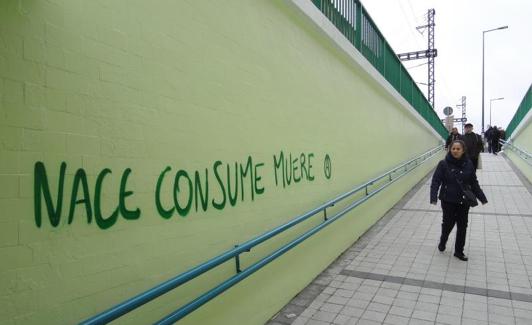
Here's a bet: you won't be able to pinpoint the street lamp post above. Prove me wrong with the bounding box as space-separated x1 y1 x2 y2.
489 97 504 126
482 25 508 135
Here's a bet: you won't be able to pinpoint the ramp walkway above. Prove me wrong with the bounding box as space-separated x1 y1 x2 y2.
268 153 532 325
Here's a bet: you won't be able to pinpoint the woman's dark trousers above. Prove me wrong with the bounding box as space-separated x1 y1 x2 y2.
440 201 470 255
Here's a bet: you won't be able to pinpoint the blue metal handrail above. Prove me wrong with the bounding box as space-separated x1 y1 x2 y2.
500 139 531 165
80 145 443 325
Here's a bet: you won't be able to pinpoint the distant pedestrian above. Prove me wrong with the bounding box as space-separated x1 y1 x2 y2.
485 125 494 153
497 127 506 152
462 123 483 169
499 128 506 141
430 140 488 261
490 125 500 155
445 127 462 150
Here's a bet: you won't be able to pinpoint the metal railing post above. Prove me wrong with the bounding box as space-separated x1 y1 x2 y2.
355 1 361 49
234 245 242 274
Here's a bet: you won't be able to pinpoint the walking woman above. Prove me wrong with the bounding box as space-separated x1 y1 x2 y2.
430 140 488 261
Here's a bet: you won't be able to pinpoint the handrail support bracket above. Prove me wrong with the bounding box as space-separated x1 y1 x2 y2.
234 245 251 274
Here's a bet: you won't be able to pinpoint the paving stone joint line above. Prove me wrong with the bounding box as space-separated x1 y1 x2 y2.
398 207 532 218
339 269 532 303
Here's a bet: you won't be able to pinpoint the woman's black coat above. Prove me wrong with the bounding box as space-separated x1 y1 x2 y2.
430 153 487 205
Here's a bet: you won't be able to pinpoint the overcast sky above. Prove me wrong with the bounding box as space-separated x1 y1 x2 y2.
361 0 531 133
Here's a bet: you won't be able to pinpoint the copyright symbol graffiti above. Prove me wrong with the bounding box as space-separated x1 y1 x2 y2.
324 154 332 179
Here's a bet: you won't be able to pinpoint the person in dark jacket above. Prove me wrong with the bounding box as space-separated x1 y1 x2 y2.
498 128 506 141
445 127 462 150
430 140 488 261
490 126 500 155
485 125 494 153
462 123 483 169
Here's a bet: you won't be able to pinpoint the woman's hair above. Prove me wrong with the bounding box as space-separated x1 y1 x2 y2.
449 139 466 152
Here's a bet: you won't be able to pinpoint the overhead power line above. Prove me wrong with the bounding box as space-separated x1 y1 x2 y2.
407 62 429 69
397 8 437 109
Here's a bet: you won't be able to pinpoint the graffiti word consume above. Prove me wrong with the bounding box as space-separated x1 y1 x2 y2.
155 156 265 219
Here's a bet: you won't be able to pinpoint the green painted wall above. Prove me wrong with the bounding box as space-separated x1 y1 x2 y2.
506 118 532 182
0 1 442 324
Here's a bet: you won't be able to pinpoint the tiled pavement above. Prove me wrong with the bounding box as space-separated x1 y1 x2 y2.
267 153 532 325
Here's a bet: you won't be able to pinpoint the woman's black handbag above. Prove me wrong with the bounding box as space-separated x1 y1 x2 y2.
444 161 478 207
460 184 478 207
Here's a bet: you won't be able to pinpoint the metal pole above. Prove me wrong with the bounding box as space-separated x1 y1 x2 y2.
462 96 466 134
481 26 508 135
489 97 504 126
482 32 485 135
428 9 435 109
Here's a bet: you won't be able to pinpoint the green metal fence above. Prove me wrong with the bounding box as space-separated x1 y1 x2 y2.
311 0 447 138
506 84 532 138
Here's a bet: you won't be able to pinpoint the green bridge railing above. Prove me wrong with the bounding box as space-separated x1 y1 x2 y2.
506 84 532 139
311 0 447 138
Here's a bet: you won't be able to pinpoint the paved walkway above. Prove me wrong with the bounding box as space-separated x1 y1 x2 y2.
267 153 532 325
